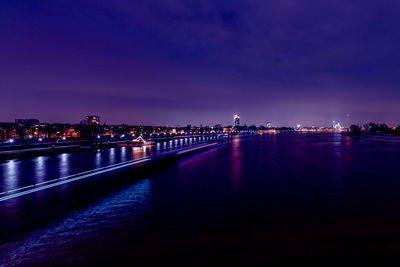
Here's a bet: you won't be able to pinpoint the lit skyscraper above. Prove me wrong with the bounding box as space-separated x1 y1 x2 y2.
233 113 240 127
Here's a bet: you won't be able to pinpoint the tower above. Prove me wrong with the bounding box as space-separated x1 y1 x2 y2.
233 113 240 127
346 114 350 131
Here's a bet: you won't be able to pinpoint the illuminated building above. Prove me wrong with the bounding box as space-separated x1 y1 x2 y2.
266 122 272 128
233 113 240 127
85 115 100 125
334 122 342 131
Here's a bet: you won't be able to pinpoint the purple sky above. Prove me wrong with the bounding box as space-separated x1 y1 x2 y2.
1 0 400 127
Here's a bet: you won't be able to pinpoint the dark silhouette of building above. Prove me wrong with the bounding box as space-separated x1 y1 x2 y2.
15 119 39 125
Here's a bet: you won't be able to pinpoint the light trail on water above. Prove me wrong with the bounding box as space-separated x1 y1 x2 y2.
0 157 151 202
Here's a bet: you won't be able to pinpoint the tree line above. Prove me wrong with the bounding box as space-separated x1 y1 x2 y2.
350 123 400 135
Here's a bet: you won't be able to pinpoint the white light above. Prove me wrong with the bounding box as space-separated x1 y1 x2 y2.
38 138 43 142
111 135 114 138
9 139 14 143
97 135 100 139
62 137 66 140
121 134 125 138
132 134 135 137
0 157 151 202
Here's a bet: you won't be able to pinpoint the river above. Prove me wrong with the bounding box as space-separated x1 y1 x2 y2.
1 133 400 265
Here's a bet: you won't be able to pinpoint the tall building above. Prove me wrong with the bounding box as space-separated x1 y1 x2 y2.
85 115 100 125
233 113 240 127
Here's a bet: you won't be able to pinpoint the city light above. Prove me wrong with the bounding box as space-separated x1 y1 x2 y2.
233 113 240 127
9 138 14 143
62 137 67 141
38 138 43 142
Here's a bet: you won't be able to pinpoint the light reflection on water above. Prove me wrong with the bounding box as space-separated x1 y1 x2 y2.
1 179 153 266
58 153 70 178
34 156 46 183
142 146 148 157
0 139 208 193
231 136 242 193
2 135 400 264
4 160 18 191
94 151 102 169
120 146 127 162
109 148 116 165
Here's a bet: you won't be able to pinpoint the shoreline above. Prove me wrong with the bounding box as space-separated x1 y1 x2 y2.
0 134 224 161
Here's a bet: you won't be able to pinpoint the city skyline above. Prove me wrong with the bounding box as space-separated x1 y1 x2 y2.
1 1 400 126
2 113 398 128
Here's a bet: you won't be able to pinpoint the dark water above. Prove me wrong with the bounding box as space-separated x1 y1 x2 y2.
2 134 400 265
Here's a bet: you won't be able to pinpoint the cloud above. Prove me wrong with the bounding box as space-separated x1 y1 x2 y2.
1 0 400 125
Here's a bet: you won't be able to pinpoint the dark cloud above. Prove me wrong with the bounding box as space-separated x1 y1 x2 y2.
1 0 400 126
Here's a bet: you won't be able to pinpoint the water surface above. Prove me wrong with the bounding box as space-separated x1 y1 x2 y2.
2 134 400 265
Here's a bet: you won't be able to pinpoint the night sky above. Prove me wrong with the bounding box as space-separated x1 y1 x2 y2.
1 1 400 127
